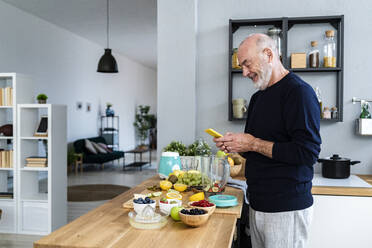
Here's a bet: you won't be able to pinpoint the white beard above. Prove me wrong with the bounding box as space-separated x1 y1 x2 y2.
253 62 272 91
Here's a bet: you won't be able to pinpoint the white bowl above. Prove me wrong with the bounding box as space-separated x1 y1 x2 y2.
133 201 156 215
159 199 182 215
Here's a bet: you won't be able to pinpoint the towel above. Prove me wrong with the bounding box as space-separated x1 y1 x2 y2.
227 176 249 204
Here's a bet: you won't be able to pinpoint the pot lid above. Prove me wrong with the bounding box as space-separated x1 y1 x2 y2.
324 154 350 162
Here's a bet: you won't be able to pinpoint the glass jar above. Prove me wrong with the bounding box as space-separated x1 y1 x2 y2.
309 41 320 68
331 107 338 119
267 27 282 61
323 30 336 67
232 48 241 69
323 107 331 119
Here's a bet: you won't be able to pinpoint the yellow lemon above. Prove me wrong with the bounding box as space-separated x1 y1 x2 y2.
160 180 173 191
189 192 204 202
178 170 185 178
166 192 182 200
173 170 181 178
227 157 234 167
174 183 187 192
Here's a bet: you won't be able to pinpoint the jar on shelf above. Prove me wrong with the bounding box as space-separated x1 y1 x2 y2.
232 48 241 69
267 27 282 61
323 30 336 67
323 107 331 119
309 41 320 68
331 107 338 119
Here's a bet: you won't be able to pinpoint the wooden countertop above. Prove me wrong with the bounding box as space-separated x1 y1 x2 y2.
235 175 372 197
34 176 243 248
312 175 372 197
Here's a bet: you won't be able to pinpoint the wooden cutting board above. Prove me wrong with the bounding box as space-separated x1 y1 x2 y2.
122 186 244 217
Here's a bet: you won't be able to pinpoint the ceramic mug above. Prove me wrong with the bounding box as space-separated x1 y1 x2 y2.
232 98 247 118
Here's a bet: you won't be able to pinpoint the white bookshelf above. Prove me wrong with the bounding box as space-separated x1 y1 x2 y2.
17 104 67 235
0 73 33 234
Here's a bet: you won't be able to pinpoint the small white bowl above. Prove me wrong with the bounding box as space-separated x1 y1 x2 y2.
133 201 156 215
159 199 182 215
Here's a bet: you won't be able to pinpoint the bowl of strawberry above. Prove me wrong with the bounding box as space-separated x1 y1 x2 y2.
188 200 216 215
159 198 182 216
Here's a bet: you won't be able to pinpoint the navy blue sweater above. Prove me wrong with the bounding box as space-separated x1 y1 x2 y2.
243 72 321 212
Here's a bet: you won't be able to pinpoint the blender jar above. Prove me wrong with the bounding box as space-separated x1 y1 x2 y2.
201 156 230 193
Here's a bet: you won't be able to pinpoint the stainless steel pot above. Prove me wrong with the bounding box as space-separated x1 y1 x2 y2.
317 154 360 179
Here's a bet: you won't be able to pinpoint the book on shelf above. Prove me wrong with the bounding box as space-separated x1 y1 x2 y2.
26 163 48 168
25 156 47 167
0 150 13 168
0 87 13 106
26 156 47 162
0 192 13 199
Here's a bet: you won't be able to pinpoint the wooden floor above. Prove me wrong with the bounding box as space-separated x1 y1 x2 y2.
1 151 157 248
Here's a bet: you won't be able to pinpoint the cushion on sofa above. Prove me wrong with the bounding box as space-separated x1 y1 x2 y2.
91 141 107 154
85 139 98 154
97 142 112 153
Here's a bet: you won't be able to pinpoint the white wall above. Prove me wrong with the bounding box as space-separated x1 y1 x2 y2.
173 0 372 174
195 0 372 174
0 1 157 150
157 0 197 159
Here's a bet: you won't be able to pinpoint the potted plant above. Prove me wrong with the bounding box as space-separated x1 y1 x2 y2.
163 141 188 156
105 102 115 117
133 105 155 150
186 139 211 171
163 139 211 171
37 94 48 104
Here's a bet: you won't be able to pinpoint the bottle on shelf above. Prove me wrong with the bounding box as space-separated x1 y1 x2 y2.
315 87 323 118
308 41 320 68
331 107 338 119
323 30 336 68
360 100 372 119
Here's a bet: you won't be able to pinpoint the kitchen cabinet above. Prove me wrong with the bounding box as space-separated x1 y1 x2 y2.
0 200 16 233
309 174 372 247
228 15 344 122
308 195 372 248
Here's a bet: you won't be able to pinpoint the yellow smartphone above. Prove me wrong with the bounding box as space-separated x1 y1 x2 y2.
205 128 223 138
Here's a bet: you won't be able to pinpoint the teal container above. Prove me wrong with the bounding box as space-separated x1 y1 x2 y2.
158 152 181 179
208 195 238 208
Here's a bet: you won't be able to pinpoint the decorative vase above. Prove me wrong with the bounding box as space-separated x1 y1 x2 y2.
38 99 46 104
106 106 115 117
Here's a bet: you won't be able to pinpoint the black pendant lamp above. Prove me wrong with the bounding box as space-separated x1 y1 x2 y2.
97 0 118 73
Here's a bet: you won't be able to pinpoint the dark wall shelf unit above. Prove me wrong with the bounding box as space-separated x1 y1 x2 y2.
100 116 119 150
228 15 344 122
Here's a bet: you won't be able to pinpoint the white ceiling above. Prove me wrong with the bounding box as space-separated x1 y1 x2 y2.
3 0 157 69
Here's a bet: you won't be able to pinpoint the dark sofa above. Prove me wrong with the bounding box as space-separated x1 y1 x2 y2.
73 137 124 168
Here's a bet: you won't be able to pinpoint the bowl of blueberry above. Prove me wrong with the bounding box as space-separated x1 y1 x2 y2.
133 197 156 215
179 208 210 227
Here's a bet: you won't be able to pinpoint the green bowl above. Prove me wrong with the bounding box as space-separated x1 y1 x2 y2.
208 195 238 208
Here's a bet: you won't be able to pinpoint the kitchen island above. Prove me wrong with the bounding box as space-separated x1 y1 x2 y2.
34 176 244 248
34 174 372 248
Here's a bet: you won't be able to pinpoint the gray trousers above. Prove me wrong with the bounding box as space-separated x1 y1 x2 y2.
249 206 313 248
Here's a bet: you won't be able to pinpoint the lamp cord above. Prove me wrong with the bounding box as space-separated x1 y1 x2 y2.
107 0 109 48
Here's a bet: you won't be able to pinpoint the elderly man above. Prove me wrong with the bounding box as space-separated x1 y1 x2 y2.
214 34 321 248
